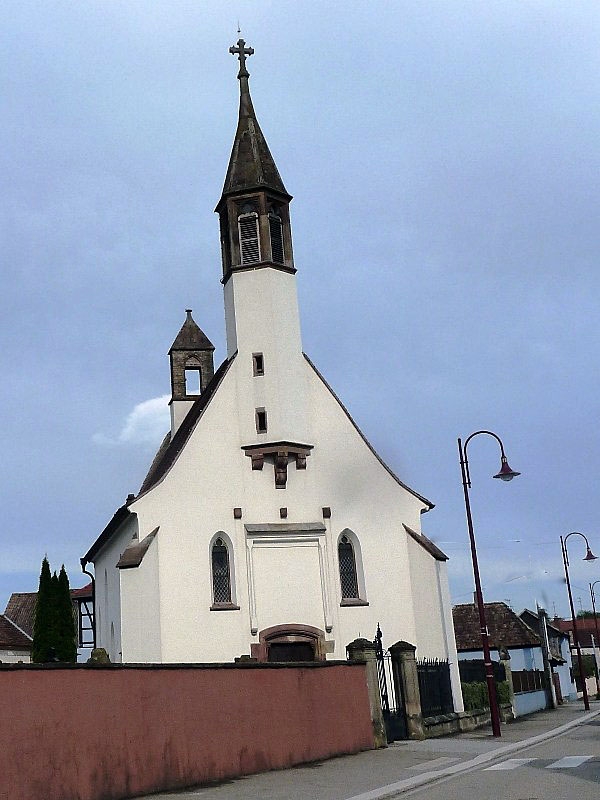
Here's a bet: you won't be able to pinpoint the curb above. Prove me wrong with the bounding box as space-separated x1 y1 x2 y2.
345 707 600 800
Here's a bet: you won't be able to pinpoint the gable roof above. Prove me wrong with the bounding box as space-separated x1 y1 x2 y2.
4 593 36 638
0 613 32 649
4 586 92 638
453 602 541 651
303 353 434 510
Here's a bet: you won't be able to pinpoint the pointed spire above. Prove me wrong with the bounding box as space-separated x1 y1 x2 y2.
169 310 214 353
222 39 290 199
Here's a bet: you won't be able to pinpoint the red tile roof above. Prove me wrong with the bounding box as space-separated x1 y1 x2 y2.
453 602 540 651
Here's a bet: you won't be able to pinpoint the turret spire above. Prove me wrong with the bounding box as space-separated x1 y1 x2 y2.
221 40 289 198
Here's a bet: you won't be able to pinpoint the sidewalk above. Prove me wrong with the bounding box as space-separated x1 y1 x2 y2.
140 701 600 800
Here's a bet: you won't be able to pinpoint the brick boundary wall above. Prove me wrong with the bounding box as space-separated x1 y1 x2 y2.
0 661 373 800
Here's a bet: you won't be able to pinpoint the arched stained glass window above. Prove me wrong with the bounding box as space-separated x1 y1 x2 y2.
338 535 359 599
211 538 232 604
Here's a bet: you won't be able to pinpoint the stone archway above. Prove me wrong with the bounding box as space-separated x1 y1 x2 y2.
251 624 327 662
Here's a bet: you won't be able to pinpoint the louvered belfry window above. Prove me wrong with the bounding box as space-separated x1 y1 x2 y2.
269 212 284 263
338 535 359 599
238 212 260 264
212 538 232 604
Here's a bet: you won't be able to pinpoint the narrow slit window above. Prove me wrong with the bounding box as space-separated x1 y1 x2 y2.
185 368 202 395
211 538 232 604
269 213 284 263
255 408 267 434
338 535 359 599
238 213 260 264
253 353 264 376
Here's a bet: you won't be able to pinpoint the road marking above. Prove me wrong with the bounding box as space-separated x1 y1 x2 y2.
407 757 461 771
546 755 593 769
485 758 536 771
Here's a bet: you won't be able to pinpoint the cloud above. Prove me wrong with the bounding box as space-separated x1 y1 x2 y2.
93 395 170 447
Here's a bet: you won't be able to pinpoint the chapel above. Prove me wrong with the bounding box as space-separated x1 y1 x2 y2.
83 41 461 708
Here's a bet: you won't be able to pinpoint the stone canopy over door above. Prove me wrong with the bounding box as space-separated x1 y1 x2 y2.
252 623 326 662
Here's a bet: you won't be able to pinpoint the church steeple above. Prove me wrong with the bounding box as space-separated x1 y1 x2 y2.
168 310 215 434
216 39 295 284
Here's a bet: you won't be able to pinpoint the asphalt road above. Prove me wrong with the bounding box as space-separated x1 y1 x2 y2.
400 715 600 800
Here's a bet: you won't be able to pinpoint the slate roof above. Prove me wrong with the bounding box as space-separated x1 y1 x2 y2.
169 310 214 353
453 602 541 651
403 525 448 561
220 61 289 200
0 614 32 650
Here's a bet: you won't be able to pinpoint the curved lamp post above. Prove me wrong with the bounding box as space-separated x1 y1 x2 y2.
560 532 597 710
589 580 600 696
458 430 520 738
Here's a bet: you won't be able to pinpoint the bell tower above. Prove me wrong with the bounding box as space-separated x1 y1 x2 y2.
215 39 309 454
215 39 295 288
169 309 214 434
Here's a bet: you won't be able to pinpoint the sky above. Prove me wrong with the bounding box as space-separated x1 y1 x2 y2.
2 1 600 622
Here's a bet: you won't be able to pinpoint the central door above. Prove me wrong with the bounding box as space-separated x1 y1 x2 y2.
267 641 315 662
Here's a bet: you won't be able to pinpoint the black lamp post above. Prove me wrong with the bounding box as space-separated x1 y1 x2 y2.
458 430 520 738
589 580 600 696
560 532 597 711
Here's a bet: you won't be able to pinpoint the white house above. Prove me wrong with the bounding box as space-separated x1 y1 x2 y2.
82 40 463 711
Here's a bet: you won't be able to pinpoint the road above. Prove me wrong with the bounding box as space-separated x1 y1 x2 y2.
397 715 599 800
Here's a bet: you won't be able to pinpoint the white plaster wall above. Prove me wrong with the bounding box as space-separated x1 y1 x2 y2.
120 533 162 662
92 513 138 663
122 352 458 671
406 537 464 711
0 649 30 663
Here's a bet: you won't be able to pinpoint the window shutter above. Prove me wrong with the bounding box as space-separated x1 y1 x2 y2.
238 214 260 264
269 214 284 263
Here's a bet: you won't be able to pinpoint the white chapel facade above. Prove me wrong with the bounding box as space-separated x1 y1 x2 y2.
83 41 462 709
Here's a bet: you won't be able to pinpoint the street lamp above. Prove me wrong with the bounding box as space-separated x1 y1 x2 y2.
560 532 597 711
589 580 600 696
458 430 520 738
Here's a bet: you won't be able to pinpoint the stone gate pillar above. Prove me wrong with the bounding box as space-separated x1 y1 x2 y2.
347 638 387 748
389 640 424 740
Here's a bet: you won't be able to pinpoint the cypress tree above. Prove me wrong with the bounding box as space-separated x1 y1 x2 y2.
56 565 77 662
32 557 55 662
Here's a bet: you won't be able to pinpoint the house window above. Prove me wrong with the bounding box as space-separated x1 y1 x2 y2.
238 211 260 264
255 408 267 434
185 367 201 395
211 538 232 604
252 353 264 376
268 211 284 263
338 535 359 599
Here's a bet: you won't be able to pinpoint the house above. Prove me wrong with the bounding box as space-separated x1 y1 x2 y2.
553 616 600 694
519 608 575 703
81 40 463 713
3 583 94 661
0 614 32 662
453 602 553 716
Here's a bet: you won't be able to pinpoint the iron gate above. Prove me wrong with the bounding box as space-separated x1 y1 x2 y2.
374 625 408 742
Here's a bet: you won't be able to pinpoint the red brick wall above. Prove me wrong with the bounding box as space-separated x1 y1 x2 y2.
0 662 373 800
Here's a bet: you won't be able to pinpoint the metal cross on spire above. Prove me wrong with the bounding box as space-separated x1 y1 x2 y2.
229 38 254 79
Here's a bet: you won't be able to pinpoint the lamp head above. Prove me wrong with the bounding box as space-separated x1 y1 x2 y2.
584 547 598 562
493 456 521 482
